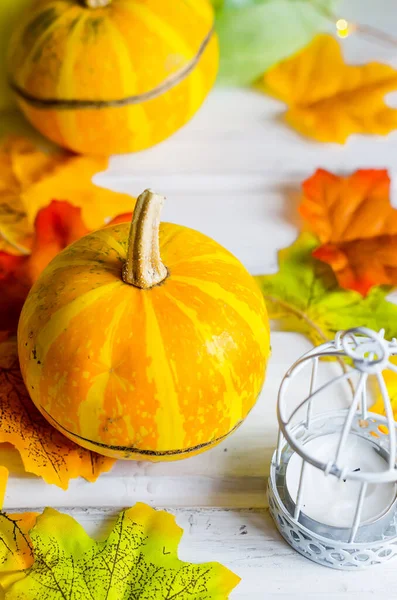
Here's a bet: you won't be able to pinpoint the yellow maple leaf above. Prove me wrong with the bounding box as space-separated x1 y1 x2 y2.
0 511 37 595
0 137 134 254
261 34 397 143
371 357 397 421
5 504 240 599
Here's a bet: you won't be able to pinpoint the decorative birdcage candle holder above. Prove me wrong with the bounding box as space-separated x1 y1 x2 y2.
268 327 397 570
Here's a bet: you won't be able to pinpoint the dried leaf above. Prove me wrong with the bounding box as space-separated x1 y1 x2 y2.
0 468 8 511
0 137 134 255
22 153 134 231
300 168 397 296
5 503 240 600
261 34 397 143
0 335 115 490
0 201 88 331
0 201 133 331
0 511 37 592
0 253 29 333
25 200 90 281
255 233 397 346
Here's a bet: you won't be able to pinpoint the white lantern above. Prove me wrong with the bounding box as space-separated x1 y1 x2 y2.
268 327 397 569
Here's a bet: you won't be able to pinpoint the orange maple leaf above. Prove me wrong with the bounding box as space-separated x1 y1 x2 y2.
261 34 397 143
0 202 132 331
0 334 115 489
300 168 397 296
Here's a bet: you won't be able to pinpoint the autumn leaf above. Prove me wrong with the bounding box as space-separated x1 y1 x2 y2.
0 201 88 331
13 200 90 283
0 201 133 331
0 468 8 511
0 511 37 593
0 143 32 255
0 335 115 490
5 503 240 600
261 34 397 143
0 136 134 255
255 233 397 346
300 168 397 296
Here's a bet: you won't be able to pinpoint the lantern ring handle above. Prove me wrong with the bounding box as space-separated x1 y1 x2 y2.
339 327 390 374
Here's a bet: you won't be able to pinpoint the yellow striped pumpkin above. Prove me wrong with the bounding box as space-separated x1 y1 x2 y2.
7 0 218 155
18 191 270 460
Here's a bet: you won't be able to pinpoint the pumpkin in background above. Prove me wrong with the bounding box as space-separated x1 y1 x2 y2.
0 0 32 111
7 0 218 155
18 190 270 460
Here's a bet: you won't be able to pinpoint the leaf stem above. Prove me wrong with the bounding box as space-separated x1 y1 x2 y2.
263 294 328 342
263 294 355 395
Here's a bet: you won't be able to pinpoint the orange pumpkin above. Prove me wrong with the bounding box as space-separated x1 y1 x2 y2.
18 191 270 460
7 0 218 155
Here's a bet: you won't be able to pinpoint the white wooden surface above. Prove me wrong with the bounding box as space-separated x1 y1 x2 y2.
7 4 397 595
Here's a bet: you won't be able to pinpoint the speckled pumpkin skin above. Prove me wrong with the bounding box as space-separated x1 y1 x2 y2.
18 222 270 460
8 0 218 155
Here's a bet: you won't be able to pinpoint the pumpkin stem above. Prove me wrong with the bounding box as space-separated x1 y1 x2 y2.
122 189 168 289
82 0 112 8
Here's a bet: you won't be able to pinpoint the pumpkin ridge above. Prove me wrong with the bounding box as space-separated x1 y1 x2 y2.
40 405 243 456
142 292 185 451
77 297 130 440
40 258 123 276
119 1 204 120
16 5 78 86
104 18 150 140
56 9 89 142
33 281 123 363
169 253 242 269
118 0 209 57
181 0 213 20
171 275 270 343
162 290 243 430
9 26 215 110
87 228 127 258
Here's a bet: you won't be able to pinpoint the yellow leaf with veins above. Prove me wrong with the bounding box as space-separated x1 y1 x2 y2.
5 504 240 599
0 137 134 255
0 511 37 594
261 34 397 143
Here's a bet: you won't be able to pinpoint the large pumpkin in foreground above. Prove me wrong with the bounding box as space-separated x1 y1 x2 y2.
18 191 270 460
7 0 218 155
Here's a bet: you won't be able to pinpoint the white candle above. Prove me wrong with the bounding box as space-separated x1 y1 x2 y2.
286 433 396 528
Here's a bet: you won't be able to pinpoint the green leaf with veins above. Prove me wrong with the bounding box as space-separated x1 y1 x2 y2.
5 503 240 600
255 233 397 346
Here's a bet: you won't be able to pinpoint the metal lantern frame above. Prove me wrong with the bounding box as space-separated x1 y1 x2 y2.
268 327 397 570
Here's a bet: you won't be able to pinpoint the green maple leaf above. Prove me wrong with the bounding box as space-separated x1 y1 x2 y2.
255 233 397 346
4 503 240 600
